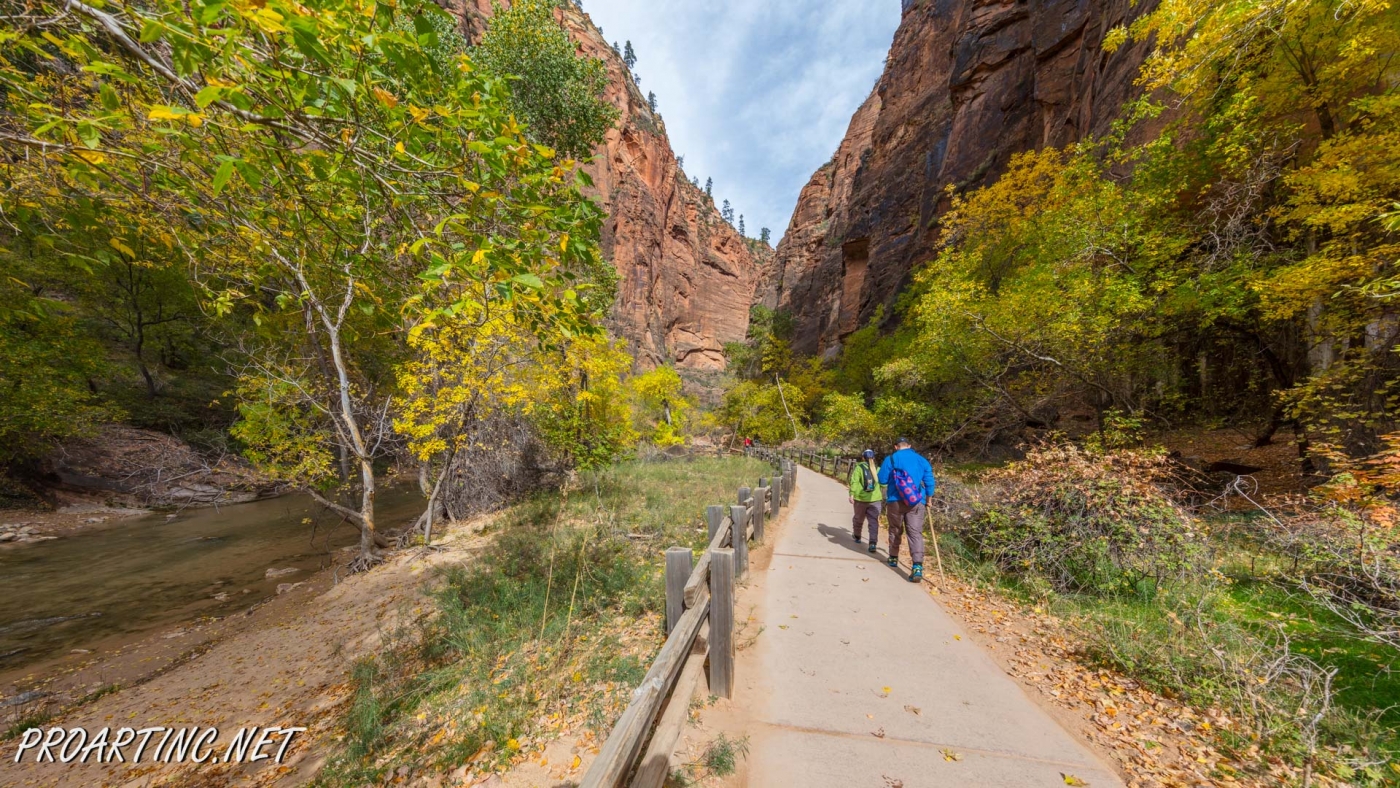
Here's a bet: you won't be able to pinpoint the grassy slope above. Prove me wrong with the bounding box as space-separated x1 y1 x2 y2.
317 454 774 786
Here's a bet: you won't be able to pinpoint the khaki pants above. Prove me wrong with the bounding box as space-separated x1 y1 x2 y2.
886 500 927 565
852 500 882 541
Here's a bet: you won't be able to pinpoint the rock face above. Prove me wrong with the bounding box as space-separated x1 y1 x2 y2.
762 0 1156 357
455 2 771 370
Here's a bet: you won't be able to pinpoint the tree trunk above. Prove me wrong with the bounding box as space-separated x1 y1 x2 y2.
357 456 378 562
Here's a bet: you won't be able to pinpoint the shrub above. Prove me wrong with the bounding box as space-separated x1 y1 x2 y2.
961 444 1201 595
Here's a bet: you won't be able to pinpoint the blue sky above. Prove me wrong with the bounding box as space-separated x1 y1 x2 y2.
579 1 902 244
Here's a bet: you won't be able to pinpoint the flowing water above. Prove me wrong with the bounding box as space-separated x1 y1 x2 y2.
0 487 424 674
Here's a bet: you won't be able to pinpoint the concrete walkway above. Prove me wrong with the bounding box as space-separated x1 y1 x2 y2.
727 465 1124 787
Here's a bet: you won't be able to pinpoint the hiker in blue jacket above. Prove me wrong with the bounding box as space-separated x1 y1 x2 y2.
878 437 936 582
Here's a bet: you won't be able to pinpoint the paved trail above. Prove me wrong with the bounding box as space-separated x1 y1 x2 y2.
724 465 1124 787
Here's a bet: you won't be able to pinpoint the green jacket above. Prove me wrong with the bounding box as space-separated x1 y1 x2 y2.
848 460 884 503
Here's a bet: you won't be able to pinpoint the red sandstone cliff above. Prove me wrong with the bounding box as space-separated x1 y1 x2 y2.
763 0 1155 357
455 2 771 370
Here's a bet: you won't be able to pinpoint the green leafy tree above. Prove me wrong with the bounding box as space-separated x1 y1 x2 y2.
1 0 611 567
0 260 112 467
473 0 620 159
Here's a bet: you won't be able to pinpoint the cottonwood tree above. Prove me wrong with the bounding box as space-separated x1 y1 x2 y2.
1 0 612 569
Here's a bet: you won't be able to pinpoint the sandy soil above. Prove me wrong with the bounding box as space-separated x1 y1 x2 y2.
0 519 495 788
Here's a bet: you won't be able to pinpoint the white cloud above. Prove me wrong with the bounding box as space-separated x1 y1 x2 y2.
578 0 900 243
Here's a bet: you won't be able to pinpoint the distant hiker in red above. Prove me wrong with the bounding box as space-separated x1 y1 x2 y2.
848 449 884 550
878 437 936 583
744 436 753 449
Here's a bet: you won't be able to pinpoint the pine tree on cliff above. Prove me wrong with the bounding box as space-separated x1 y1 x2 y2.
623 41 637 69
760 227 772 244
721 200 734 224
705 178 713 199
613 41 620 56
739 215 746 237
647 91 657 112
692 176 700 187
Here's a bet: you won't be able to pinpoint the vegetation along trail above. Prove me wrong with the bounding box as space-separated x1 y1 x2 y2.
687 464 1124 788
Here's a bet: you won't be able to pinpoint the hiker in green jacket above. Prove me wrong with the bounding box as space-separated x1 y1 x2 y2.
849 449 884 553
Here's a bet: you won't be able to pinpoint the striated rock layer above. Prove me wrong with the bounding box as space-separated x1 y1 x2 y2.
762 0 1155 357
455 2 771 370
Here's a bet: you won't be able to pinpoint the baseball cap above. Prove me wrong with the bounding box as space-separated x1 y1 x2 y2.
895 436 911 446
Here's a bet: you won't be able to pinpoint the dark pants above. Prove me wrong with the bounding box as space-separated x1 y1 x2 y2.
886 500 927 564
852 500 882 541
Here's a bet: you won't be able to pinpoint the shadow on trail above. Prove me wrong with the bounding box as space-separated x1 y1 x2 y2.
815 522 885 560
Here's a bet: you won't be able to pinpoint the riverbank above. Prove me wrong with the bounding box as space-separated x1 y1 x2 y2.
0 513 495 788
1 455 778 788
0 499 150 544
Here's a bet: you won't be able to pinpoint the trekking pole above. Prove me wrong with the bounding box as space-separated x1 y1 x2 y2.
929 522 946 582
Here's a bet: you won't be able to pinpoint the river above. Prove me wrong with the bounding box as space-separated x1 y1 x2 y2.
0 487 424 675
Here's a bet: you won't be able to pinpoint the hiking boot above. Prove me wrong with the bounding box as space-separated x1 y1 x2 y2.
867 544 878 553
853 535 862 543
909 564 924 583
887 557 898 568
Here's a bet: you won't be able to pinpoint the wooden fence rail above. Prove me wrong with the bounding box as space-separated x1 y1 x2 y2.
580 448 796 788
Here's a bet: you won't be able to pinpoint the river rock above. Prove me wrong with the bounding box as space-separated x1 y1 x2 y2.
0 533 15 542
265 567 299 579
276 582 304 595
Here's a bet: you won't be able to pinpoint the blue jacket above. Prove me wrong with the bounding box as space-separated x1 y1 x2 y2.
878 448 936 505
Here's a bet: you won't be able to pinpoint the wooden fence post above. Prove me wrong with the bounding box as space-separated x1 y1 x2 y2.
753 487 767 542
772 476 783 516
730 505 749 580
710 548 735 699
665 548 692 635
738 486 751 506
706 505 724 544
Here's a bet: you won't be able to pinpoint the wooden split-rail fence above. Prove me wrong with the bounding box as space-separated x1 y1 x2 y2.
580 449 797 788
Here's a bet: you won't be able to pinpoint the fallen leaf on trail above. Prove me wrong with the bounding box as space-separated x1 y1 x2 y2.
883 777 904 788
872 727 886 738
778 625 788 630
954 635 962 641
1062 774 1089 786
881 685 892 696
941 748 963 762
866 713 874 719
862 578 870 582
904 705 922 716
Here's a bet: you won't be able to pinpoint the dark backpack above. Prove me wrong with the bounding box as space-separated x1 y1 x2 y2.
857 461 876 493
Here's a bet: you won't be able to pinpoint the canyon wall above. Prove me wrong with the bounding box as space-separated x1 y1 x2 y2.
456 2 770 371
762 0 1156 357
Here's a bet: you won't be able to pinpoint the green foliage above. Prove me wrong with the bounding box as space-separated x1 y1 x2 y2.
960 445 1202 596
473 0 619 159
0 0 617 532
0 267 112 466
